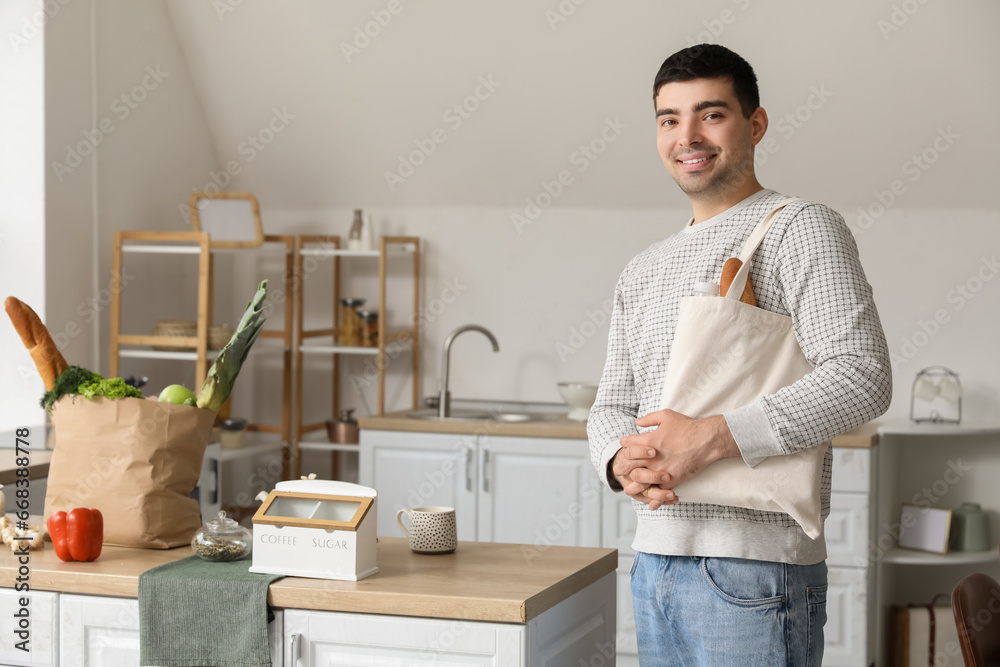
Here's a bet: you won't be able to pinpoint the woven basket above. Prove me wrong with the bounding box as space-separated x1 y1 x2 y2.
150 321 233 351
151 320 197 351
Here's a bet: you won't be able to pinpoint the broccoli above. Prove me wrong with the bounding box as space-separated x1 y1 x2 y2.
41 365 101 411
40 365 143 410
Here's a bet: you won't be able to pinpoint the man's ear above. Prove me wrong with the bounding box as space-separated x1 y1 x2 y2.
749 107 768 146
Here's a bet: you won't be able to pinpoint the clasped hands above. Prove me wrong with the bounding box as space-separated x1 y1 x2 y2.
612 409 740 510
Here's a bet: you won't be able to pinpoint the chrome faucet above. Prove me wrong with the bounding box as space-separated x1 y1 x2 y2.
438 324 500 418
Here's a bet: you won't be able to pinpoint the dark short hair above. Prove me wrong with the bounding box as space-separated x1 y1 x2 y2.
652 44 759 119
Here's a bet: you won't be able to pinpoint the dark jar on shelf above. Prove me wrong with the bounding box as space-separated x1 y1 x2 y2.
358 309 379 347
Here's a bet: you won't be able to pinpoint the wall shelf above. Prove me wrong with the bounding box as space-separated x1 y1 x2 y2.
117 349 221 362
873 426 1000 664
881 547 999 565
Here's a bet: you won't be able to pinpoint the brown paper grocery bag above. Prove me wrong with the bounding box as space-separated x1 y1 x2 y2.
44 395 215 548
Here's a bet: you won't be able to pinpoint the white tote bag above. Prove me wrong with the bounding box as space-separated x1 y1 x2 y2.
658 198 829 539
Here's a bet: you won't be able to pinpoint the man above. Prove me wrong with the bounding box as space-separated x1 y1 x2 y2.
587 44 891 666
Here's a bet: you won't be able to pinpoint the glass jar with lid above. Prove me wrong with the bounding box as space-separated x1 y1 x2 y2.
338 297 365 346
191 511 252 562
358 309 379 347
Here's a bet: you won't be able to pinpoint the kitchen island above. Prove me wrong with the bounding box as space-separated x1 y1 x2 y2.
0 536 617 665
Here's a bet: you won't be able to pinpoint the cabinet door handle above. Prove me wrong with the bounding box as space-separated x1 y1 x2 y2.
482 449 490 493
464 449 473 492
290 632 302 665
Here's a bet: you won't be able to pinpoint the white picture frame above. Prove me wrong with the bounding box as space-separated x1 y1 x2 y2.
898 504 952 555
189 191 264 248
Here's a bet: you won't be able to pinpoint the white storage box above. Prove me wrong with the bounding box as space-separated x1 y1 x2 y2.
249 479 379 581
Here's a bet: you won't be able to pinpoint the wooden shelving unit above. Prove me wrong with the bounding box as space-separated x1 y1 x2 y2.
293 235 420 478
108 230 296 477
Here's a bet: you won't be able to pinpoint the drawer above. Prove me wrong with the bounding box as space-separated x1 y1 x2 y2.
60 594 140 667
831 447 872 493
825 492 871 568
0 588 59 666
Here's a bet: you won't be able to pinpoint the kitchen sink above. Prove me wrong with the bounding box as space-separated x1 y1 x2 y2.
405 408 561 423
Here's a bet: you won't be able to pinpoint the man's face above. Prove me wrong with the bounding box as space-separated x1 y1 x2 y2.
654 77 765 201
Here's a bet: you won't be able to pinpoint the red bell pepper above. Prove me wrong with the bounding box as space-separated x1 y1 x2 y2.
46 508 103 562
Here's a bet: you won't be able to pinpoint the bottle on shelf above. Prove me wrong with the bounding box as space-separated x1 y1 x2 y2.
348 209 364 250
361 213 375 251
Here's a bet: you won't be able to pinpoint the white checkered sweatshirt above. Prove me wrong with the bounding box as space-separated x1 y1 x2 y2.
588 189 892 564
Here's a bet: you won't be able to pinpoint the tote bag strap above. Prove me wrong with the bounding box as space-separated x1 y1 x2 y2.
725 197 802 301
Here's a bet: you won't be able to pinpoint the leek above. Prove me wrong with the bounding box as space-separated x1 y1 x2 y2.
196 279 268 412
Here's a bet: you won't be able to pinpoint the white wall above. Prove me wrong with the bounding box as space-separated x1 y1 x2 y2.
0 0 47 432
45 0 97 382
16 1 1000 430
166 0 1000 423
163 0 997 211
89 0 226 390
40 0 225 400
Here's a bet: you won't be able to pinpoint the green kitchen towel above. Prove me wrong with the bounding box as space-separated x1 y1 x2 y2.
138 555 283 667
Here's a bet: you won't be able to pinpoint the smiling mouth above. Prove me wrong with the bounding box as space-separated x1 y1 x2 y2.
680 156 711 164
675 153 717 170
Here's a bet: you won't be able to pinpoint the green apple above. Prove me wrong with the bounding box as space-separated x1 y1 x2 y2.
159 384 197 405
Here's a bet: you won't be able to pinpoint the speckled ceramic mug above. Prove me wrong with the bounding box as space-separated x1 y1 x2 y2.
396 506 457 554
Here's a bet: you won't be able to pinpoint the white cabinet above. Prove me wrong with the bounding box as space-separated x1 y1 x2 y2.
359 430 600 547
59 594 141 667
823 566 871 667
284 608 524 665
283 572 616 667
57 593 282 667
478 435 601 548
825 492 871 568
361 430 477 540
0 589 58 666
824 446 877 667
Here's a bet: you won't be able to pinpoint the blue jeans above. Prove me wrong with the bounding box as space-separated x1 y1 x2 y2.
630 552 828 666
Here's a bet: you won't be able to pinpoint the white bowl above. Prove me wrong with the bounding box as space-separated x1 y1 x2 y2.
557 382 599 421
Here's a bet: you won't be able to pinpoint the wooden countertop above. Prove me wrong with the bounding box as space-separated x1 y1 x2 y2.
0 537 617 624
360 411 879 448
0 449 52 484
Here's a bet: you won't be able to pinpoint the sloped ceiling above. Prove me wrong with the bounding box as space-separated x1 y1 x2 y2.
164 0 999 211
